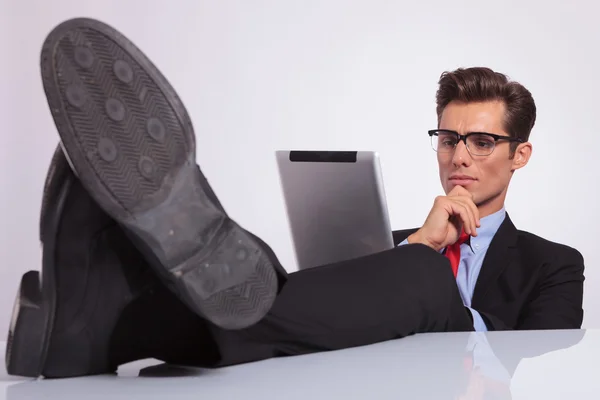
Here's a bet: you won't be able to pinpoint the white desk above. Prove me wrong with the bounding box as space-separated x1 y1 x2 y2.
1 329 598 399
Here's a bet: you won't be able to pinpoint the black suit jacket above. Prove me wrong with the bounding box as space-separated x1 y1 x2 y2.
392 213 585 331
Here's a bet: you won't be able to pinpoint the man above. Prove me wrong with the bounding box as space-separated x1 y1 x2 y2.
395 69 585 331
6 17 584 379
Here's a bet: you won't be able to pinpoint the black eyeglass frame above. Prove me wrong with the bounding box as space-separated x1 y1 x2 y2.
428 129 524 155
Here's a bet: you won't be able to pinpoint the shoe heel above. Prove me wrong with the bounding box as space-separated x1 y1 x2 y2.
6 271 49 378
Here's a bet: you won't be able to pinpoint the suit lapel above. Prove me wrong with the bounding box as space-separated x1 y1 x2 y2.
472 213 519 305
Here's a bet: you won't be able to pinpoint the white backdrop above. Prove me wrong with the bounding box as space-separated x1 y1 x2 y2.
1 0 598 339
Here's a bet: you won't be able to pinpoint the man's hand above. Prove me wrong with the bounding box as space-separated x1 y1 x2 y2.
407 185 480 252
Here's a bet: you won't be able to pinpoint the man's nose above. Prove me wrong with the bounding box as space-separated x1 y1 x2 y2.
452 140 471 166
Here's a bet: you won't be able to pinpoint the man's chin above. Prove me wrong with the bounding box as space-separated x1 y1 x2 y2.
445 182 476 194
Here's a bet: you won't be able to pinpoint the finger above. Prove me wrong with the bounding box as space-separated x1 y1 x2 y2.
456 195 481 229
446 197 476 235
450 186 476 206
448 185 466 197
449 188 480 228
469 198 481 228
453 202 476 237
447 200 476 236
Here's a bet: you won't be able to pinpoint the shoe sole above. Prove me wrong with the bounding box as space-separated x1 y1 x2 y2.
40 17 277 330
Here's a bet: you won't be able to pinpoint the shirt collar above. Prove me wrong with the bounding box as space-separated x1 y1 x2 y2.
467 206 506 254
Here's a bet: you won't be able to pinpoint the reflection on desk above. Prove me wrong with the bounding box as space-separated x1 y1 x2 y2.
0 329 595 400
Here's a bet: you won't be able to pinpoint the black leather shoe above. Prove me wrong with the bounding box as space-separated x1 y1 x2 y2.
40 17 279 330
6 147 157 378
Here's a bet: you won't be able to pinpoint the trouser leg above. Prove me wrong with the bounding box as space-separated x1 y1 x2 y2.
110 243 472 368
209 243 473 367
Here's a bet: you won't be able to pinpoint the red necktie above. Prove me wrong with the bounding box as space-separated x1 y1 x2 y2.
444 230 469 277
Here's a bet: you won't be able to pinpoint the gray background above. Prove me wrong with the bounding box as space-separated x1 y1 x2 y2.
1 0 598 337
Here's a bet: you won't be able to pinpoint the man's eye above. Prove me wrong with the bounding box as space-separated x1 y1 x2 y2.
475 140 493 148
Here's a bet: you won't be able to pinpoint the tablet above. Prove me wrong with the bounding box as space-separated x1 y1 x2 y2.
276 150 394 270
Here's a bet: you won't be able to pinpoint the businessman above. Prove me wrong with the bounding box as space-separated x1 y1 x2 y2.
6 18 584 379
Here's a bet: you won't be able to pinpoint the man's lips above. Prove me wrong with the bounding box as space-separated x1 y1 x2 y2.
449 175 477 185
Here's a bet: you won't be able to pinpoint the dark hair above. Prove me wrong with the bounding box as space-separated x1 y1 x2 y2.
436 67 536 154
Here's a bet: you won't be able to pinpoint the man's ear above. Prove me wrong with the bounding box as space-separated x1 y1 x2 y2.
511 142 532 171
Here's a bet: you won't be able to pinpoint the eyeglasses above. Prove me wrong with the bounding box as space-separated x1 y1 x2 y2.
428 129 523 156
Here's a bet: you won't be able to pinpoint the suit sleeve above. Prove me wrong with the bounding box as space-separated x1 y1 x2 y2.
478 247 585 331
399 238 487 331
515 248 585 330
